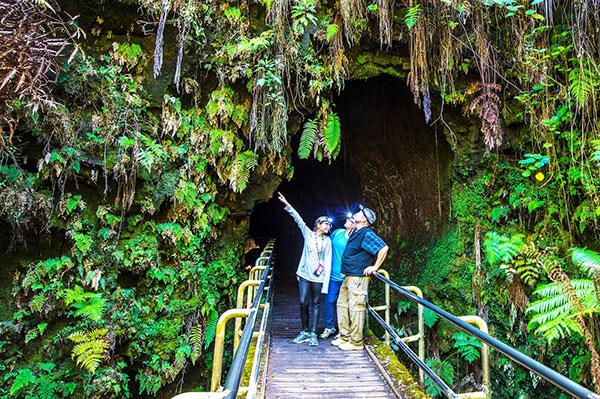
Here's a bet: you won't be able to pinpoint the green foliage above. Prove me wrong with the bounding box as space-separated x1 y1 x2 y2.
326 24 339 41
63 286 107 322
297 108 342 162
324 112 342 159
404 4 421 30
569 65 597 108
298 119 318 159
291 0 317 33
204 306 219 349
526 280 598 343
570 247 600 278
424 357 454 397
483 231 525 268
452 331 482 363
69 329 109 373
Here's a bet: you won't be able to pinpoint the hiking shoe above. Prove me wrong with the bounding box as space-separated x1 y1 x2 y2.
338 341 364 351
331 336 346 346
308 333 318 347
292 330 311 344
319 327 337 339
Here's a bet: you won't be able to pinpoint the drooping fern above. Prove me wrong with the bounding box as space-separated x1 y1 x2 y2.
189 325 203 364
68 328 109 373
324 112 341 159
298 118 318 159
229 150 258 193
526 280 598 343
569 65 596 108
204 307 219 349
326 23 339 41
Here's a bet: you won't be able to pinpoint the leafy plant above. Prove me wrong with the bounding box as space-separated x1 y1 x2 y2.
404 4 421 30
526 280 597 342
452 331 482 363
68 328 109 373
424 357 455 397
483 231 525 268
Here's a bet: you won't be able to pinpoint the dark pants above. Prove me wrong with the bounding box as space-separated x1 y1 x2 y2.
298 277 323 333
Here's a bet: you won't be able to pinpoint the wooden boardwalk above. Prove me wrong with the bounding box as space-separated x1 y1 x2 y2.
264 277 398 399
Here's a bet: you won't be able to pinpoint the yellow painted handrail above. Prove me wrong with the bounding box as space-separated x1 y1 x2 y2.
234 280 261 350
211 308 252 392
456 315 490 399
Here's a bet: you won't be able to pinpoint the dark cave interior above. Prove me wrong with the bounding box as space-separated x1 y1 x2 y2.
249 74 453 275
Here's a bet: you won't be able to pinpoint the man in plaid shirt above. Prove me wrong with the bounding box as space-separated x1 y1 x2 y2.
333 206 389 351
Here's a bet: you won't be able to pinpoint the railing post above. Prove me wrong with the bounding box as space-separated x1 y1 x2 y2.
456 316 490 399
211 309 251 392
403 286 425 385
234 280 261 351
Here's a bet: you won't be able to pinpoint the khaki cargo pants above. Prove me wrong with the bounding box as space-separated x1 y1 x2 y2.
337 275 370 346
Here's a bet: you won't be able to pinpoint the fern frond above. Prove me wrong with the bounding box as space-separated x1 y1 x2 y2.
190 325 203 364
69 329 108 373
404 4 421 30
570 247 600 278
526 280 597 343
483 231 525 267
569 66 596 107
298 119 318 159
230 151 258 193
204 307 219 349
324 112 341 159
326 23 339 41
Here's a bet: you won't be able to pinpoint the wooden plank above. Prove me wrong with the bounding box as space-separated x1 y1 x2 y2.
263 276 403 399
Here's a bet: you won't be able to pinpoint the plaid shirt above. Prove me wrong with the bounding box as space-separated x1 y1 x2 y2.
341 227 387 276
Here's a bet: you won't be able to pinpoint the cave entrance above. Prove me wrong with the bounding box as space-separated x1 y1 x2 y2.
249 74 452 275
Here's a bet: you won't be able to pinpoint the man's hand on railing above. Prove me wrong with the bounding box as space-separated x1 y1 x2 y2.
363 266 379 276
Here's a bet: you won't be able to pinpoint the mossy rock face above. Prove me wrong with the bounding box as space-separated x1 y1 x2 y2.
346 48 411 81
365 330 431 399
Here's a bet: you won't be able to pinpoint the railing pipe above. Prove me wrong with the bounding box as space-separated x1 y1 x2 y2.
369 305 458 399
220 251 273 398
373 272 600 399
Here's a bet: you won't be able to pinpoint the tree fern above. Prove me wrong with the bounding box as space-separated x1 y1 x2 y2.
69 329 109 373
204 307 219 349
526 280 598 343
298 118 318 159
570 247 600 277
324 112 342 159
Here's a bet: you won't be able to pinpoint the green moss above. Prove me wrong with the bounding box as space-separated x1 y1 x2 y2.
365 330 431 399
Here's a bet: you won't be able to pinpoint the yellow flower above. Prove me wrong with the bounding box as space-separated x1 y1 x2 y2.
535 172 544 181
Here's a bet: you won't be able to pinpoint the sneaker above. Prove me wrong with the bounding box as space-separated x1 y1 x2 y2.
331 336 346 346
338 341 364 351
308 333 318 347
319 327 337 339
292 330 311 344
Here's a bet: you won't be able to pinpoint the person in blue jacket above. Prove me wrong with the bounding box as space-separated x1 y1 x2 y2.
320 215 355 339
278 192 332 347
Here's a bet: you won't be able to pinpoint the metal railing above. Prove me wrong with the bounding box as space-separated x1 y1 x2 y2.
172 240 275 399
368 271 600 399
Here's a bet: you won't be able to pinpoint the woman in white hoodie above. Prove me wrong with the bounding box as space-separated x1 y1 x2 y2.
278 192 332 347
